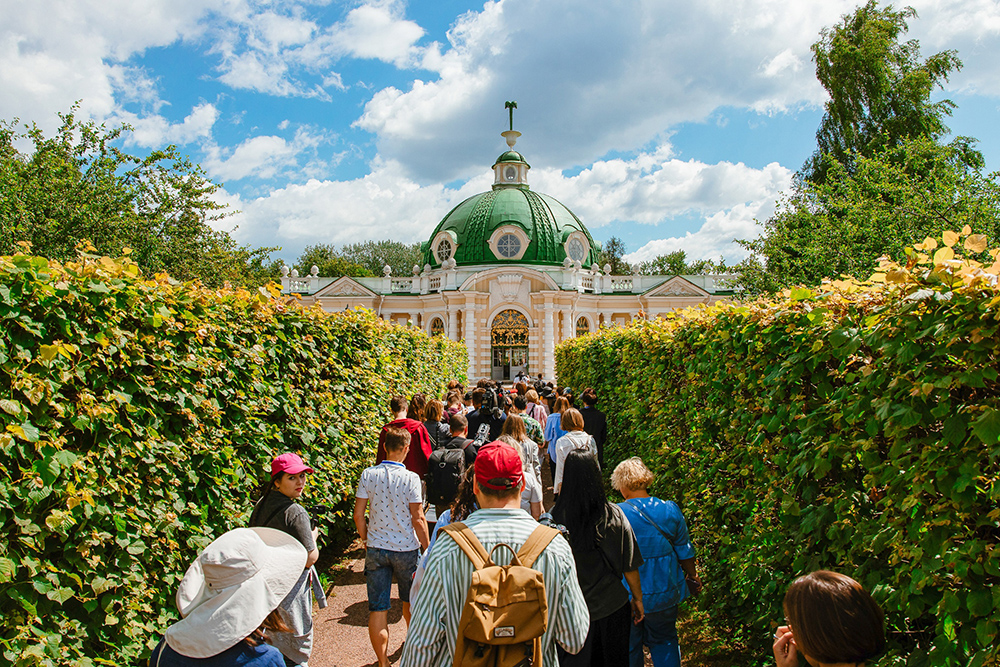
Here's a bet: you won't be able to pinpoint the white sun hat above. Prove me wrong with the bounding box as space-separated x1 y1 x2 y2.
165 527 307 658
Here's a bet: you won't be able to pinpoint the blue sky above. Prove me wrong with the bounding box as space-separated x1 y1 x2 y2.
3 0 999 268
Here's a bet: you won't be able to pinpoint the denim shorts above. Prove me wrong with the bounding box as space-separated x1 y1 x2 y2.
365 547 420 612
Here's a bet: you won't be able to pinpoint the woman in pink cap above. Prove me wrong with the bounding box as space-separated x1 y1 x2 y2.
249 453 319 666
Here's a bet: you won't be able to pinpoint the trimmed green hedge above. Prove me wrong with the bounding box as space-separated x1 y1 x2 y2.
557 231 1000 667
0 251 466 666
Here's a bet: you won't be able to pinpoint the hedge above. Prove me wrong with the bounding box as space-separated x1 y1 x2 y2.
0 249 467 666
556 229 1000 667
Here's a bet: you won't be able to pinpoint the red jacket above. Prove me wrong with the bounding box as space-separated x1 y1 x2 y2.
376 418 433 478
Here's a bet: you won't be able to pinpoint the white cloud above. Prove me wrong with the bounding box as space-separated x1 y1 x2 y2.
624 201 779 266
223 158 492 259
326 3 426 67
201 126 333 182
121 102 219 147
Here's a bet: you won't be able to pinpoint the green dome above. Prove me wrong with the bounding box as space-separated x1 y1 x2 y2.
422 187 600 268
494 150 529 166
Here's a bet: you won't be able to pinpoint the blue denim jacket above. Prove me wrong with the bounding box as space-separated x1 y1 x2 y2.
619 497 696 613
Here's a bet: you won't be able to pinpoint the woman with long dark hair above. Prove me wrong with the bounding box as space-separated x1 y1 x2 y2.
248 454 320 666
552 450 644 667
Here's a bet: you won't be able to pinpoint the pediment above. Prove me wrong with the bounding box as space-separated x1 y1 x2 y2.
313 277 378 298
644 276 709 298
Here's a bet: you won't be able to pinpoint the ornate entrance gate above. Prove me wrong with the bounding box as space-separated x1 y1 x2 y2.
491 309 528 382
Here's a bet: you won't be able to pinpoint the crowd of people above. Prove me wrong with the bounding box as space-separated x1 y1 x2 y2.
149 378 887 667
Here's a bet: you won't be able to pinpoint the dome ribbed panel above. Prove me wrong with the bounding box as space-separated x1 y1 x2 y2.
460 189 499 264
523 190 558 262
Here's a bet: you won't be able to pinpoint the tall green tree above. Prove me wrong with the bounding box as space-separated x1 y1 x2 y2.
737 136 1000 293
337 240 422 276
802 0 964 184
634 249 728 275
597 236 631 275
0 109 277 287
293 243 372 277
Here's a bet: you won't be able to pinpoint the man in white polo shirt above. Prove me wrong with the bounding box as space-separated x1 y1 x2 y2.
354 426 430 667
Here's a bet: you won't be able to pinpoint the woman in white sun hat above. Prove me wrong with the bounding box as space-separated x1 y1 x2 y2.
149 527 307 666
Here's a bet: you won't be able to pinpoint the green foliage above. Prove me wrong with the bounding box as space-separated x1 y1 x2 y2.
803 0 965 184
738 136 1000 294
597 236 631 275
633 249 728 276
330 240 423 276
293 243 373 278
0 251 466 665
0 108 277 288
558 230 1000 667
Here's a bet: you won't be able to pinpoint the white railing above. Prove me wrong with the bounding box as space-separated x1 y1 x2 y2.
611 278 633 291
288 279 310 292
391 279 414 292
429 276 442 291
580 275 594 290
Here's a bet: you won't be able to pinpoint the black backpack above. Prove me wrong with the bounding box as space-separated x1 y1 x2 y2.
426 443 468 506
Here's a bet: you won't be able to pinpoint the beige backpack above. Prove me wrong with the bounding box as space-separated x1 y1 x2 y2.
441 523 560 667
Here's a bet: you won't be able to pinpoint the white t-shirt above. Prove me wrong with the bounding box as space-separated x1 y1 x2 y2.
554 431 597 494
520 472 543 514
356 460 422 552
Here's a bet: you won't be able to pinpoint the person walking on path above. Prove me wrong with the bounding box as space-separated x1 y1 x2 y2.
553 408 597 496
613 457 702 667
525 388 548 423
544 396 570 482
400 441 591 667
579 388 608 467
422 398 451 450
501 413 542 486
248 453 320 666
376 396 433 479
552 450 644 667
149 527 307 667
354 426 430 667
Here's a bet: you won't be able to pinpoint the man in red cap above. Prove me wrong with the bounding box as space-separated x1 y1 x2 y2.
376 395 433 478
401 441 590 667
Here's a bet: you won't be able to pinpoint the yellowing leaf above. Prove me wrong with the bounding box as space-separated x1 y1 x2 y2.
962 224 972 235
965 234 988 253
923 237 938 250
934 247 955 263
869 273 887 283
886 269 910 284
39 345 60 362
943 230 959 247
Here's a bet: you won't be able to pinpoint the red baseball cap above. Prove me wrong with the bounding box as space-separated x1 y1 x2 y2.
475 441 523 490
271 453 314 477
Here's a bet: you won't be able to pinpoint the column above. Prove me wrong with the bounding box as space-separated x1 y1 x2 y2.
602 311 613 328
465 295 477 380
448 307 459 342
558 309 567 344
543 301 555 380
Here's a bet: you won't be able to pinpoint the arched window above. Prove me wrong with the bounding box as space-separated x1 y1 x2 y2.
430 317 445 336
576 316 590 337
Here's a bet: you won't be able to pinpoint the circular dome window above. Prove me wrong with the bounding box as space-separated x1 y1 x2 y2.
567 238 586 262
497 233 521 259
436 239 453 263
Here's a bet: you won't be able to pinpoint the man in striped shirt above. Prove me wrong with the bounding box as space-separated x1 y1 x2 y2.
401 441 590 667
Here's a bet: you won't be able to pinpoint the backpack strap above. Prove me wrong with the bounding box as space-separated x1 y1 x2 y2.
441 523 491 570
515 525 560 569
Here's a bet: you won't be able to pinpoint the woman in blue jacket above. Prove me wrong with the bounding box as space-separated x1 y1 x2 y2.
612 457 703 667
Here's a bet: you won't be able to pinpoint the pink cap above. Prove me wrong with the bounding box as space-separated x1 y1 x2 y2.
270 453 314 477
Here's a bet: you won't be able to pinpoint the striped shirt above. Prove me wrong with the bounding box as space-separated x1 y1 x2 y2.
400 508 590 667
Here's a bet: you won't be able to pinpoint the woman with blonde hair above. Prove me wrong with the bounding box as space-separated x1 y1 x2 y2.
612 457 701 667
773 571 885 667
553 408 597 495
501 414 542 484
544 395 570 479
498 434 543 519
